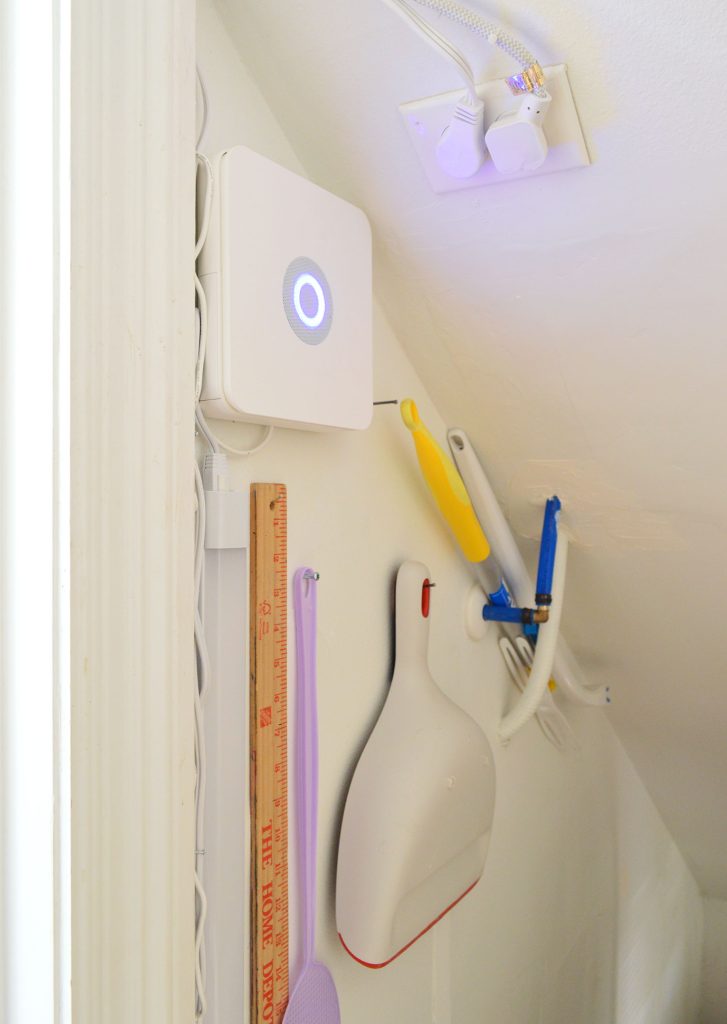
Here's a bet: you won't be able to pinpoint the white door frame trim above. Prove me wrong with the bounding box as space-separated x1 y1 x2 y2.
1 1 59 1019
70 0 196 1019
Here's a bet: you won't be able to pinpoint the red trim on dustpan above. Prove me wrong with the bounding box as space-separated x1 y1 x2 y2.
421 579 431 618
338 878 480 969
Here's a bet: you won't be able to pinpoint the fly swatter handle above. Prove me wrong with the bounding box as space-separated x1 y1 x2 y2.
293 568 319 965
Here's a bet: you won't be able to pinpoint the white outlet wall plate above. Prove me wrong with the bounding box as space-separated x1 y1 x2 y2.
400 64 589 194
198 145 373 431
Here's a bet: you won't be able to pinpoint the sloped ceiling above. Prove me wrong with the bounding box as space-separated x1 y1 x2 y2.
218 0 727 895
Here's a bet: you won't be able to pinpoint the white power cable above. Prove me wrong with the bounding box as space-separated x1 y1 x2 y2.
412 0 548 97
196 67 209 149
193 93 276 1021
195 154 213 261
196 403 274 458
382 0 477 102
195 154 214 402
194 151 275 449
195 403 219 453
193 420 271 1024
194 460 210 1022
194 280 208 405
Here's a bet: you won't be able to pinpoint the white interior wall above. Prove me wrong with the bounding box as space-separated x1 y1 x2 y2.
700 899 727 1024
198 3 703 1020
216 0 727 905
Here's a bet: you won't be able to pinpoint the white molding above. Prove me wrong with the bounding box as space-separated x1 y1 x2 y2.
1 1 57 1020
70 0 196 1020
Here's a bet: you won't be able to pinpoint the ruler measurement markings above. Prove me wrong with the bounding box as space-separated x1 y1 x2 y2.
250 483 289 1024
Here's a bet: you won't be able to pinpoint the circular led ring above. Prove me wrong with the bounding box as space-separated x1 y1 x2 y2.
282 257 333 346
293 273 326 328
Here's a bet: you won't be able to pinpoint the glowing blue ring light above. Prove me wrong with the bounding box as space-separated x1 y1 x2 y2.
282 257 333 345
293 273 326 328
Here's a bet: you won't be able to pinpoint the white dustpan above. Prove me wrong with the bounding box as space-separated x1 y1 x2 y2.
336 561 496 968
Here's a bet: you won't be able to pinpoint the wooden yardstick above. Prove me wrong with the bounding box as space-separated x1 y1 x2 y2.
249 483 289 1024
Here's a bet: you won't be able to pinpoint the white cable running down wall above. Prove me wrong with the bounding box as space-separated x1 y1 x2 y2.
193 92 276 1019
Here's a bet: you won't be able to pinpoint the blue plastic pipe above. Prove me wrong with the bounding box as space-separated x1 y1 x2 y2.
483 605 538 624
535 497 561 605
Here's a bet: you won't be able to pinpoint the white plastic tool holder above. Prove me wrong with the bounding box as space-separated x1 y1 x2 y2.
497 524 568 744
478 497 563 744
448 428 611 710
498 636 578 753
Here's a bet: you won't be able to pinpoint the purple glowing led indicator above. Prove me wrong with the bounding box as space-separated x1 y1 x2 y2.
283 257 333 345
293 272 326 328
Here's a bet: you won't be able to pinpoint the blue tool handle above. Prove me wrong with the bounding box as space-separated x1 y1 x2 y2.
535 497 561 604
488 581 512 607
483 605 546 625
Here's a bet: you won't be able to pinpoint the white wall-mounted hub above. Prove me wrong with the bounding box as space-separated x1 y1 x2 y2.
198 145 373 431
400 65 589 194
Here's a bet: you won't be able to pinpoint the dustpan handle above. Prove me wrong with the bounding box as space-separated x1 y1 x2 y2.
293 568 319 966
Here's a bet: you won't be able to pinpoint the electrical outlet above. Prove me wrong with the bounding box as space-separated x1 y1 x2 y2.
400 64 589 194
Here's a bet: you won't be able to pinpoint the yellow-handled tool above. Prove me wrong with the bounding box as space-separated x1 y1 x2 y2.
401 399 489 562
402 400 559 696
400 399 513 602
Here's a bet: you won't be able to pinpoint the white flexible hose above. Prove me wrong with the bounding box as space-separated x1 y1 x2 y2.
498 531 568 743
448 428 611 707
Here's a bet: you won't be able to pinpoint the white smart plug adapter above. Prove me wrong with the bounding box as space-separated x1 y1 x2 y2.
435 98 486 179
484 91 552 175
